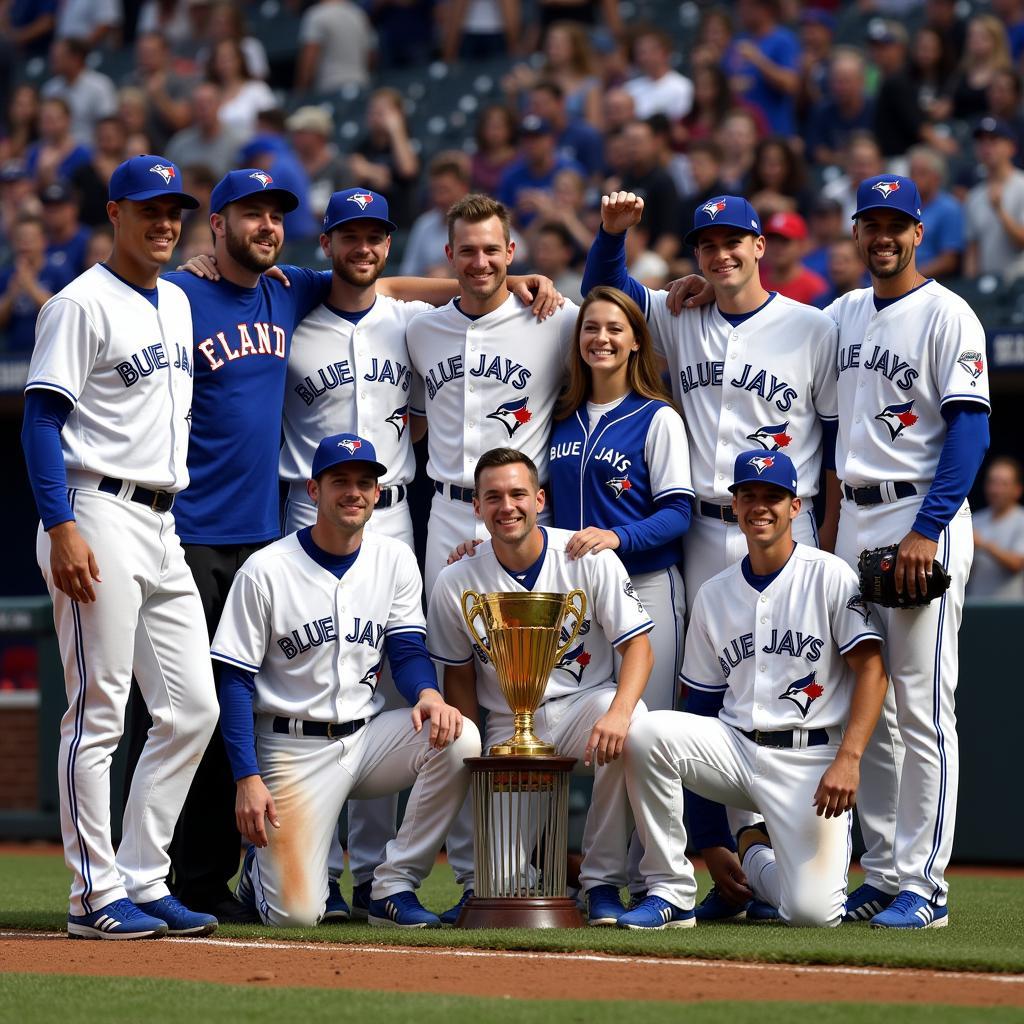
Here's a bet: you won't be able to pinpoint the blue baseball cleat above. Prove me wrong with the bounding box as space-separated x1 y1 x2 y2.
322 878 351 922
843 882 896 922
367 891 441 928
137 895 218 936
694 885 751 922
439 888 473 926
870 891 948 929
746 898 780 922
350 880 373 921
586 883 626 926
235 844 258 917
67 898 168 940
618 895 696 930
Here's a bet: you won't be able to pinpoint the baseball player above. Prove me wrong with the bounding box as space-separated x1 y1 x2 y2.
828 175 991 928
619 450 888 929
213 432 480 928
582 191 841 916
20 155 220 939
428 447 655 926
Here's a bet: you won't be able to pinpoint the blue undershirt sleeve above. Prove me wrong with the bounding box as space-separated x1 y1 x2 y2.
610 493 692 554
683 687 735 851
581 226 648 309
912 405 990 541
219 665 260 781
278 265 333 324
820 417 838 473
21 389 74 530
386 631 441 705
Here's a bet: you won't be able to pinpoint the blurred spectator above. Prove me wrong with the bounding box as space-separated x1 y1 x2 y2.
760 211 828 305
24 97 91 187
177 217 217 265
924 0 967 68
624 27 694 121
349 87 419 227
401 153 472 276
947 15 1013 122
813 238 868 307
536 0 621 38
530 221 583 301
601 87 635 135
796 8 834 118
678 140 728 237
747 135 811 218
239 132 319 240
40 179 89 277
55 0 120 48
83 223 113 270
1 84 40 164
868 21 926 159
528 79 603 179
117 86 148 141
805 48 875 168
984 69 1024 165
626 219 669 289
964 117 1024 281
166 81 245 180
619 118 680 260
0 160 37 265
295 0 373 93
136 0 195 56
498 114 583 228
41 38 117 147
519 166 595 256
442 0 519 63
724 0 800 137
908 144 964 279
715 108 760 192
647 113 691 198
691 7 734 70
6 0 57 59
207 39 275 137
804 195 845 280
368 0 433 70
682 65 736 145
471 104 518 195
993 0 1024 63
821 132 885 221
195 3 269 81
0 213 70 350
286 106 346 225
180 163 218 223
968 457 1024 600
909 25 957 131
123 130 153 158
128 33 193 149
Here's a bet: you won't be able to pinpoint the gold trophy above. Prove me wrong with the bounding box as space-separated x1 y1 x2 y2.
460 590 587 756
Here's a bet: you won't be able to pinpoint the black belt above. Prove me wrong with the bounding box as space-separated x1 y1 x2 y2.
272 715 371 739
375 484 406 510
843 482 918 507
433 480 475 502
99 476 174 512
699 501 738 524
741 727 830 749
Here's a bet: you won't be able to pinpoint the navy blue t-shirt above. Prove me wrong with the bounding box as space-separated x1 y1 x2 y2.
0 261 74 350
169 266 330 545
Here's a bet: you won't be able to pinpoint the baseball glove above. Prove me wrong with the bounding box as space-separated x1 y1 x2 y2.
858 544 951 609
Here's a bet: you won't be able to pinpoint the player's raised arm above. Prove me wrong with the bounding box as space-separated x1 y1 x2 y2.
580 192 649 308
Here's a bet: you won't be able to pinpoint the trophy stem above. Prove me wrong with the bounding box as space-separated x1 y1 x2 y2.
488 710 556 756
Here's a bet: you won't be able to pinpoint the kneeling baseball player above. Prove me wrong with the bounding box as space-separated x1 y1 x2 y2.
211 432 480 928
620 450 887 928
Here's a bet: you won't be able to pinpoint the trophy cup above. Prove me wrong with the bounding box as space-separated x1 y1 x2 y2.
456 589 588 928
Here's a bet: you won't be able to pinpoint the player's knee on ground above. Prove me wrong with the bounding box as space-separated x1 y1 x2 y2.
264 903 322 928
780 891 843 928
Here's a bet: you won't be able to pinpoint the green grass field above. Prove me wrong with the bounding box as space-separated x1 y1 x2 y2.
2 850 1024 973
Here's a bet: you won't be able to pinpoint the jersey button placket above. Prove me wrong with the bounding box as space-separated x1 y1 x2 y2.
465 330 482 479
334 582 348 723
753 592 771 729
716 332 743 498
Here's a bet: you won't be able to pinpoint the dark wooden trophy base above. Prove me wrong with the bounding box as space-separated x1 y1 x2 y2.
456 896 584 929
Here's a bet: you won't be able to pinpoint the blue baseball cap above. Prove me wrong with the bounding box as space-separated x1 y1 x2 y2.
729 449 799 495
108 155 199 208
322 187 397 234
852 174 923 222
311 433 388 479
685 195 762 246
210 168 299 215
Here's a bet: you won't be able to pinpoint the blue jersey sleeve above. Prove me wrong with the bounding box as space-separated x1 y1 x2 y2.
21 389 74 530
277 266 332 326
386 631 441 704
683 687 735 851
912 405 990 541
219 665 260 781
610 493 692 554
820 417 838 473
581 227 648 311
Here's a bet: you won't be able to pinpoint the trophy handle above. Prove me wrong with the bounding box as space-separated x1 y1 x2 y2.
554 589 587 662
460 589 489 652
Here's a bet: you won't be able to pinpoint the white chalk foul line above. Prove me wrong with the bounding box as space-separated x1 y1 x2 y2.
3 931 1022 985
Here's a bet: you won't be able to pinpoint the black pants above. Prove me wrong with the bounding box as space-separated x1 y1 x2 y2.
123 540 268 911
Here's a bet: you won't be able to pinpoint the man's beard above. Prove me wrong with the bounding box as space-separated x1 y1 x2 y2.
332 251 384 288
225 220 280 273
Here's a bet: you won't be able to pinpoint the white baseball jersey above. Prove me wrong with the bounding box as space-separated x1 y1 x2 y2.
427 526 654 712
635 288 838 501
682 545 883 733
211 532 427 723
827 282 991 487
280 295 431 489
26 264 195 490
406 295 577 487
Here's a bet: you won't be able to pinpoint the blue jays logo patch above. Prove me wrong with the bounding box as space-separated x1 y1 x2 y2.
556 642 591 683
623 579 645 614
779 670 824 718
150 163 175 184
957 350 984 381
845 594 871 624
249 170 273 187
871 180 901 199
748 454 776 475
875 400 918 441
487 396 532 437
606 474 632 499
387 404 409 438
337 437 362 454
348 192 375 210
747 421 792 451
702 199 727 220
359 659 382 695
